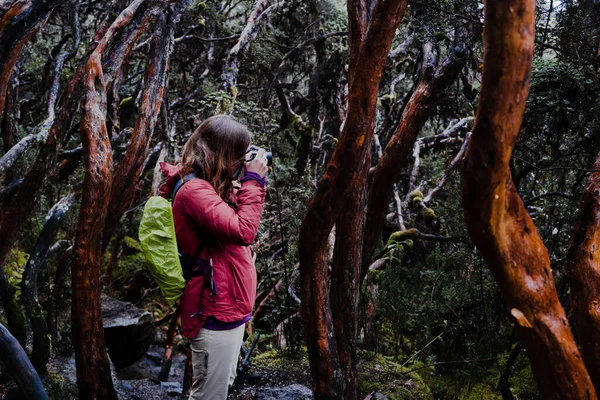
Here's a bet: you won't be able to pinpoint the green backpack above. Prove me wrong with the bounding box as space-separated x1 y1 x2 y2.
138 174 198 303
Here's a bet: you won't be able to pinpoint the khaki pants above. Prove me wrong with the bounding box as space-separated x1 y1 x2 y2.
189 325 245 399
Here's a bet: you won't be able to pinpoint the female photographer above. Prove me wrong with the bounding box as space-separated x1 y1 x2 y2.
159 114 268 399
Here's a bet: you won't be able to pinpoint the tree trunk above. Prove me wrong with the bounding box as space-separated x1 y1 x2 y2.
0 0 131 274
71 2 151 398
221 0 269 93
567 152 600 390
298 1 408 398
102 4 176 251
21 192 77 375
461 0 597 397
0 323 48 400
330 155 370 398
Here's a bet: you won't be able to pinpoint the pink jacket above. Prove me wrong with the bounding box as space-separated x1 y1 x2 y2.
159 163 266 339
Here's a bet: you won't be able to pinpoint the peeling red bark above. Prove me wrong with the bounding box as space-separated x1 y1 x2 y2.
461 0 596 397
71 1 148 399
299 1 408 398
330 154 370 399
567 153 600 390
103 6 176 251
0 0 131 268
105 4 160 140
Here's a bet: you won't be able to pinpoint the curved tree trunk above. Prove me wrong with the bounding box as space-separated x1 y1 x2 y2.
71 1 150 398
102 4 177 251
21 192 77 375
460 0 597 397
298 1 408 398
330 157 369 399
0 323 48 400
567 152 600 390
0 0 131 277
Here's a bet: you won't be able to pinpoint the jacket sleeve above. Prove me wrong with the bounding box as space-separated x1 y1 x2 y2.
181 179 266 246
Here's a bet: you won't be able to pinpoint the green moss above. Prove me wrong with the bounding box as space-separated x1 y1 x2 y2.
422 208 437 222
358 380 382 394
380 94 395 106
464 382 502 400
5 248 29 292
44 371 77 400
119 97 135 108
409 190 424 206
123 236 142 252
409 190 423 200
388 229 420 245
357 353 433 399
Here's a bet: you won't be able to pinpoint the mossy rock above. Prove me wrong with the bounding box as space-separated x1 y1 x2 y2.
357 353 433 399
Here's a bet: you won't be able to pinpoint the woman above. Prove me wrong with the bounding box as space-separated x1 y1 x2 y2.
159 115 268 399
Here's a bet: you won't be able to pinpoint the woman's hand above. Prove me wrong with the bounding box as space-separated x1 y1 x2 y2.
245 148 269 178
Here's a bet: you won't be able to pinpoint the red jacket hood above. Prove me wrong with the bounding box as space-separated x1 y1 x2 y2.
158 162 183 197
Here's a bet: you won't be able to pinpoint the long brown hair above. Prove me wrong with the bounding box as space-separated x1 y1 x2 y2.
180 115 251 197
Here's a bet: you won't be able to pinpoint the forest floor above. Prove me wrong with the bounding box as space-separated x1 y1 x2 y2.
0 341 430 400
0 292 431 400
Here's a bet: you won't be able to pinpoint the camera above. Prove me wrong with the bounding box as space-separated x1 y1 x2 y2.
246 145 272 166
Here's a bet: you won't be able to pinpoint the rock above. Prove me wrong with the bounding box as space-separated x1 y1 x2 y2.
115 353 161 380
253 384 313 400
160 381 182 395
102 295 156 370
373 393 388 400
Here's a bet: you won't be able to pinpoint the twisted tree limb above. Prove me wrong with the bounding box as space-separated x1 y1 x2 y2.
221 0 283 93
105 1 163 140
103 3 177 252
0 0 75 178
0 323 48 400
72 1 151 398
422 131 471 204
0 0 131 289
461 0 596 396
299 0 408 398
567 153 600 389
21 192 78 374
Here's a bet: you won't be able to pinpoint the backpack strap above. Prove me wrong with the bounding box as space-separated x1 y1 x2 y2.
172 173 199 201
172 173 210 281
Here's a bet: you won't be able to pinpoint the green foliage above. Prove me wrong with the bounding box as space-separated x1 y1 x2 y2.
4 249 29 294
